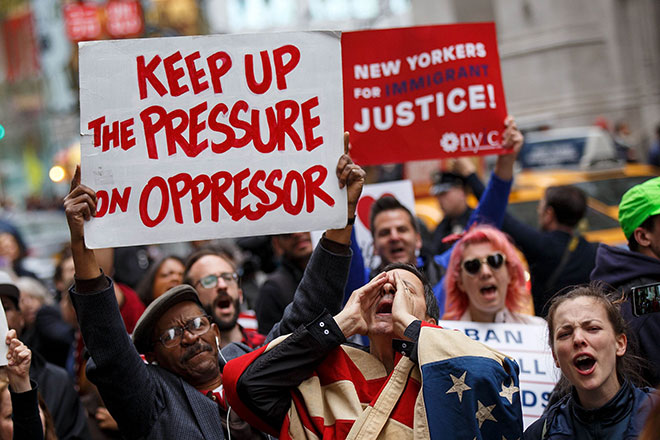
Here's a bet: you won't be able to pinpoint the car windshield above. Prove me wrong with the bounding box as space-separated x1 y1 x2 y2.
507 202 620 232
572 176 655 206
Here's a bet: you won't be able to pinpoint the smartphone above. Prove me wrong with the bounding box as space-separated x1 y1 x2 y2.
631 282 660 317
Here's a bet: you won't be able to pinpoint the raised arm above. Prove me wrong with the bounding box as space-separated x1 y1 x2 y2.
468 116 522 228
6 329 33 394
436 117 523 268
5 330 43 440
325 132 366 245
63 166 158 438
264 133 366 340
64 166 101 280
453 136 545 261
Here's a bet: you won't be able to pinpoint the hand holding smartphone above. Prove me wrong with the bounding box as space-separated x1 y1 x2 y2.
631 282 660 316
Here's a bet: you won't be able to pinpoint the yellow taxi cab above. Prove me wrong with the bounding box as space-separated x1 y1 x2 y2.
507 163 659 245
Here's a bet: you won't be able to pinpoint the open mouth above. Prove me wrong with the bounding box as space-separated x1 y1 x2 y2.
215 296 233 312
573 354 596 375
217 298 232 308
480 285 498 298
376 295 393 315
377 302 392 314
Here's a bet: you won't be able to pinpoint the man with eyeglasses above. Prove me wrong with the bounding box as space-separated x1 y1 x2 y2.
62 145 366 439
183 249 266 348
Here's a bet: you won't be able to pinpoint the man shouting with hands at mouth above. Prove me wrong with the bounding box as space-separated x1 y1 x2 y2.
223 262 525 439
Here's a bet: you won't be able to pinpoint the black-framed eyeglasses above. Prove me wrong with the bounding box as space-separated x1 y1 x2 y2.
157 315 212 348
461 253 506 275
195 272 239 289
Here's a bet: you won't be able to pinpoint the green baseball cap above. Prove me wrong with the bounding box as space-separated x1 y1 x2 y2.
618 176 660 238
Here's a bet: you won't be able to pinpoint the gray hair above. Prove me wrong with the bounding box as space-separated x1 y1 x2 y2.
16 277 53 306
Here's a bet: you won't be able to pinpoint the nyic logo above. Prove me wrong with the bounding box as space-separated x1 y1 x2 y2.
439 130 501 153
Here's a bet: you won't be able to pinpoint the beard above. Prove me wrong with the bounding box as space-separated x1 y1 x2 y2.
205 296 241 331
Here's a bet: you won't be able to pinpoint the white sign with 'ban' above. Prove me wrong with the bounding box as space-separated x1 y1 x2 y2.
79 32 345 248
438 320 558 429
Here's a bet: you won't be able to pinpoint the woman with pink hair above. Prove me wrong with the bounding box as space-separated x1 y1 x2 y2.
444 225 545 324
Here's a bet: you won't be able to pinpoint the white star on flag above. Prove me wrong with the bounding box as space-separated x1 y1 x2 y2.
475 400 497 428
499 379 520 404
445 371 471 402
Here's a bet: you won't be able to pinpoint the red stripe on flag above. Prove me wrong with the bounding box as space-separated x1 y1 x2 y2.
389 376 420 428
317 348 387 402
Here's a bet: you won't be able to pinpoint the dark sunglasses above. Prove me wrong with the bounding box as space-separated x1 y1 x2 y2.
461 253 506 275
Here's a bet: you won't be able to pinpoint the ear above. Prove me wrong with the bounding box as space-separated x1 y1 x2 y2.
211 323 221 341
633 227 652 248
615 333 627 357
415 232 422 251
543 205 556 223
456 272 465 292
426 316 437 326
551 350 560 368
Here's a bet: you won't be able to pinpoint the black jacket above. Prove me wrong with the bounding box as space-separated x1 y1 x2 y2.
430 207 473 254
524 381 656 439
590 243 660 386
22 305 75 369
256 256 304 335
29 351 91 440
10 381 44 440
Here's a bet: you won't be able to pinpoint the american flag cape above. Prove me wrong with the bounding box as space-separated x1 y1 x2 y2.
224 322 524 439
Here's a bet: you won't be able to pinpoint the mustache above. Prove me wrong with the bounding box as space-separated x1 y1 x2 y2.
181 342 213 363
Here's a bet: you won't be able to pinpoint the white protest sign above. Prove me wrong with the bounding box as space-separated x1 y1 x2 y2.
354 180 416 269
0 301 7 367
438 320 558 429
79 32 345 248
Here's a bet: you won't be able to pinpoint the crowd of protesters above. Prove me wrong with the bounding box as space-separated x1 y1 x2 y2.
0 121 658 439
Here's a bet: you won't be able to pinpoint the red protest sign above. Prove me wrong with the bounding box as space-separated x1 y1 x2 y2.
342 23 508 166
106 0 143 38
63 2 102 42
